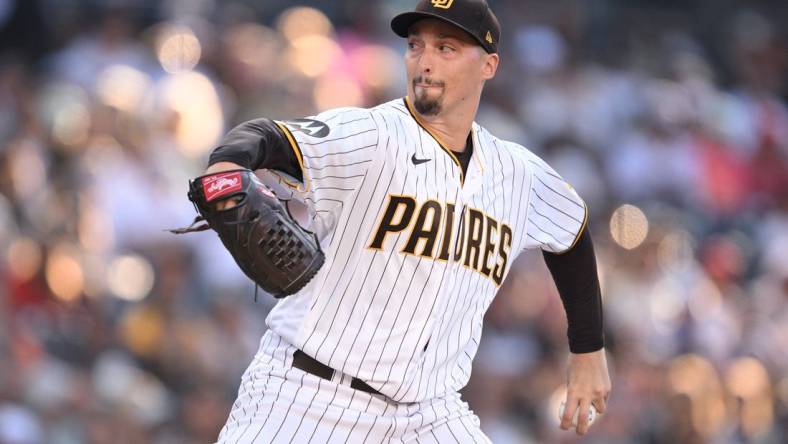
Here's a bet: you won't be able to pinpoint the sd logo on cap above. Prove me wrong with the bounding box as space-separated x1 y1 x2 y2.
431 0 454 9
391 0 501 54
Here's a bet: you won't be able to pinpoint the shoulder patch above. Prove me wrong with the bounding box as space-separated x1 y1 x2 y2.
282 118 330 138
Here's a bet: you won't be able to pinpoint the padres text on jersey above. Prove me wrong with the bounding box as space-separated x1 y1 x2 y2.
264 97 587 403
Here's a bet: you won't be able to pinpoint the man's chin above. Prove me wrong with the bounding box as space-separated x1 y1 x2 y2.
413 93 442 116
414 99 441 116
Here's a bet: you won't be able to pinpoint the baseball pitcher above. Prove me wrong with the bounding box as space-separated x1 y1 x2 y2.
176 1 611 441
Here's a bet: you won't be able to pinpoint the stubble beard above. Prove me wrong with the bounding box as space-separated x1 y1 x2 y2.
414 93 441 116
413 78 444 116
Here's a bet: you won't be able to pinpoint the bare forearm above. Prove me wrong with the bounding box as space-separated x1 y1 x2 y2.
206 161 244 174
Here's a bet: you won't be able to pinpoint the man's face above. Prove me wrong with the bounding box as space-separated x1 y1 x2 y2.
405 18 497 116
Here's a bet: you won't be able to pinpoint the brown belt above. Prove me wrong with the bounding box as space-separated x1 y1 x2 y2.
292 350 382 396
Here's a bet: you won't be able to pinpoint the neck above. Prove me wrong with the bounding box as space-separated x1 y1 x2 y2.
406 95 479 152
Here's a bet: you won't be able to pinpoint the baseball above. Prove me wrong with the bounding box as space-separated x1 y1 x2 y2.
559 401 597 427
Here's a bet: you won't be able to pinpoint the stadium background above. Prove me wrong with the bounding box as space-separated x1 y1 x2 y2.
0 0 786 442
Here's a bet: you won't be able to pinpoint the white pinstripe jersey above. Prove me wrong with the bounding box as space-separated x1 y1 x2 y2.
263 97 587 403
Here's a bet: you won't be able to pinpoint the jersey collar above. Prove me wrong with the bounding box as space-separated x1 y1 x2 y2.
403 96 466 184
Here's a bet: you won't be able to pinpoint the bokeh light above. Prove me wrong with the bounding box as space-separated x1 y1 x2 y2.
277 7 333 42
160 71 224 157
37 82 90 144
285 35 342 78
223 23 281 79
314 74 363 109
726 357 771 398
96 65 152 112
106 254 155 302
667 354 727 437
609 204 649 249
351 44 401 90
725 357 774 437
156 24 202 74
120 306 165 357
45 243 85 302
9 141 47 200
6 237 43 282
51 100 90 148
668 354 718 396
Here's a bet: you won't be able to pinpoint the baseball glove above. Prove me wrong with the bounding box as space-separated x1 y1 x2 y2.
170 169 324 298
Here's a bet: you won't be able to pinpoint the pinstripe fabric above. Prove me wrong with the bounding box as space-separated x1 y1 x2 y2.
215 330 489 443
218 98 586 439
256 100 585 405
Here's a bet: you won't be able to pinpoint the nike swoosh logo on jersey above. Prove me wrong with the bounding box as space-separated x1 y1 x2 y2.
411 154 431 165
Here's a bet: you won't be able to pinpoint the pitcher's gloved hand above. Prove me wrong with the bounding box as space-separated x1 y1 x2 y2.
170 169 324 298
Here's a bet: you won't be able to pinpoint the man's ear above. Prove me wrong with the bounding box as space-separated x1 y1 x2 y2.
481 52 499 80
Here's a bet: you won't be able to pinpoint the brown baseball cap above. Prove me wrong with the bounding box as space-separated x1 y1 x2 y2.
391 0 501 54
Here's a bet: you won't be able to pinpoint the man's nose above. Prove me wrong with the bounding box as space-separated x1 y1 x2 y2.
416 47 435 74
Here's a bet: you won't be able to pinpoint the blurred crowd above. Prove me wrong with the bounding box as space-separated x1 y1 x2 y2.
0 0 786 443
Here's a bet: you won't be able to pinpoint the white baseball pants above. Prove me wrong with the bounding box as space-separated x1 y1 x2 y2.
216 330 490 443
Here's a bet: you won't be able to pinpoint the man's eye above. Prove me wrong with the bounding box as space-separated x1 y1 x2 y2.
439 45 454 52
